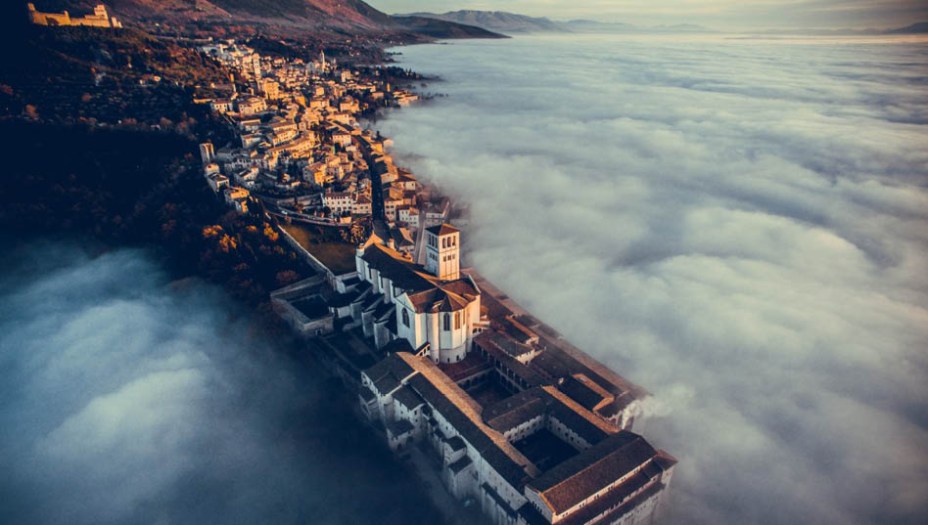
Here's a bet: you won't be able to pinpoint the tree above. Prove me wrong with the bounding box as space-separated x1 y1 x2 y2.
202 225 223 238
218 233 237 253
263 223 279 242
340 221 368 245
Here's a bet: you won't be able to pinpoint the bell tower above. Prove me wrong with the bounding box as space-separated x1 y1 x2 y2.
425 224 460 281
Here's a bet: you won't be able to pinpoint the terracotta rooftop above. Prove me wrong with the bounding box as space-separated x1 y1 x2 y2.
406 279 479 314
527 431 663 515
558 374 615 413
481 385 614 446
438 352 493 382
557 473 665 525
364 352 416 395
394 384 425 410
394 352 541 487
483 389 548 434
360 242 438 293
426 223 460 236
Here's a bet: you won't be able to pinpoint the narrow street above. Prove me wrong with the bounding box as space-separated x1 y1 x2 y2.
355 135 386 222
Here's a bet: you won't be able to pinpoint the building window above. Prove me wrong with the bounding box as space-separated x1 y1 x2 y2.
455 312 461 329
402 309 410 328
444 313 451 331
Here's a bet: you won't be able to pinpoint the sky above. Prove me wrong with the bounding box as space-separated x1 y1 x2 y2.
369 0 928 30
376 33 928 525
0 242 453 525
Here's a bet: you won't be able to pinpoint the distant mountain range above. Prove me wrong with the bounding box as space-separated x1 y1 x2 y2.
398 9 928 37
877 21 928 34
398 10 716 35
751 21 928 37
403 10 562 34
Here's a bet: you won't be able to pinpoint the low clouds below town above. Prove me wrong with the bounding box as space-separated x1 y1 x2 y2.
377 33 928 525
0 243 444 525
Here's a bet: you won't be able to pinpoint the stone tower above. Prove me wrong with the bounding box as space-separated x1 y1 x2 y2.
425 224 460 281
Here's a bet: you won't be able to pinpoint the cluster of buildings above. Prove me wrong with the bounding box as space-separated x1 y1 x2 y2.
195 41 430 241
345 226 676 525
27 3 122 28
194 38 676 525
272 223 676 525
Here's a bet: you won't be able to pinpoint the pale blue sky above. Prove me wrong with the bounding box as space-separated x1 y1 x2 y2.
369 1 928 29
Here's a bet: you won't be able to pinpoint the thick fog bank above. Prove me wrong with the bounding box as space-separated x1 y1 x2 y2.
379 34 928 525
0 242 443 525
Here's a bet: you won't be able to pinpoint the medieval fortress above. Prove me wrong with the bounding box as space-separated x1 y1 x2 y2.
27 3 122 29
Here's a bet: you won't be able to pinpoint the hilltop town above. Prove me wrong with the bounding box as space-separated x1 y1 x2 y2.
192 36 678 525
195 40 430 243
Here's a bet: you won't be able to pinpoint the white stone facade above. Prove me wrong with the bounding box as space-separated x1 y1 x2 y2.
352 230 481 363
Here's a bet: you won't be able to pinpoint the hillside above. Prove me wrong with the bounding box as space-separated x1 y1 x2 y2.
217 0 394 26
390 16 508 39
25 1 504 39
399 10 719 35
0 4 228 132
28 0 388 28
885 21 928 34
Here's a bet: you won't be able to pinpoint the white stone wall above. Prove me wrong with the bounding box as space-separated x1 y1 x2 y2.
547 416 592 451
503 415 545 443
368 371 531 525
445 461 476 500
374 319 392 349
524 489 554 523
395 295 426 349
425 230 461 281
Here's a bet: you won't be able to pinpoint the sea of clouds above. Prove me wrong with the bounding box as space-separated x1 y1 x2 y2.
377 33 928 525
0 242 445 525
